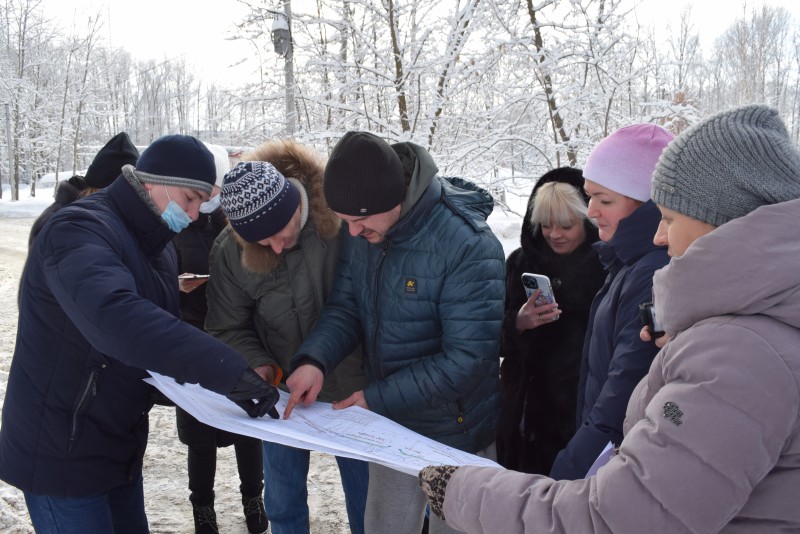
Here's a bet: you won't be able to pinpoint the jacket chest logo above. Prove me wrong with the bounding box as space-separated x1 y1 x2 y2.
405 277 417 294
663 402 683 425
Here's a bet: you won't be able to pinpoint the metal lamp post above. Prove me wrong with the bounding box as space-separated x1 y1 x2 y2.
270 1 297 136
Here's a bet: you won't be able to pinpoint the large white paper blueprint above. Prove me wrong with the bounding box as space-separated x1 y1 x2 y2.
146 373 501 476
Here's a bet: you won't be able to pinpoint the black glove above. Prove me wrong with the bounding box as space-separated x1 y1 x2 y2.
419 465 459 520
226 368 280 419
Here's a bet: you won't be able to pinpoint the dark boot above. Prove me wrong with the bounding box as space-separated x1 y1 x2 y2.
192 503 219 534
242 494 269 534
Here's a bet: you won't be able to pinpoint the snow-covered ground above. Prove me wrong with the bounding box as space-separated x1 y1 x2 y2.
0 182 527 533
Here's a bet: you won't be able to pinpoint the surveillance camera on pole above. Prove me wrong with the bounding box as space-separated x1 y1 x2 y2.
271 15 291 58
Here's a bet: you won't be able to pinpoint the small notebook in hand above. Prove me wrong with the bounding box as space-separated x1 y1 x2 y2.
585 441 615 477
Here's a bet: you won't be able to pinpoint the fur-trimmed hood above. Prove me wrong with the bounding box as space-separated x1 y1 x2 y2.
232 140 340 273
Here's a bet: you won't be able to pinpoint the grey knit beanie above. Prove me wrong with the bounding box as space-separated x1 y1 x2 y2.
652 105 800 227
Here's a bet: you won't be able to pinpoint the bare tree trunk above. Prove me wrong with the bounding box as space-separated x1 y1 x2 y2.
55 46 75 184
12 100 20 201
72 16 101 172
387 0 410 132
427 0 481 148
527 0 576 166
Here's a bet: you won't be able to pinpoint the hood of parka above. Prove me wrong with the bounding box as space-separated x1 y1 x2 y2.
232 140 340 273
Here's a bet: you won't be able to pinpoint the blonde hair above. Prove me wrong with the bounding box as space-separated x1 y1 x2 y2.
529 181 593 230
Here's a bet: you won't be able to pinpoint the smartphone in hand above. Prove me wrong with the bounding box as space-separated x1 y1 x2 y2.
178 273 210 280
521 273 557 307
639 302 665 338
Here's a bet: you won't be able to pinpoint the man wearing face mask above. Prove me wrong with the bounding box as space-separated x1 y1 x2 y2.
0 134 280 533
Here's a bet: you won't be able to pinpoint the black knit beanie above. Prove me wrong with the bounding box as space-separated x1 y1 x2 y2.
84 132 139 188
132 135 216 195
323 131 406 216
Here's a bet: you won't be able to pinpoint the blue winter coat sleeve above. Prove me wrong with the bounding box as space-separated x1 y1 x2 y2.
40 215 247 395
550 264 661 480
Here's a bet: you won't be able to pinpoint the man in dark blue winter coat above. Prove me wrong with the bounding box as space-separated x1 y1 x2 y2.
0 135 279 533
283 131 505 534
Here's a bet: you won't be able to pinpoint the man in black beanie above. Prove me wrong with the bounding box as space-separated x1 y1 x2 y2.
322 131 406 222
285 130 505 534
0 134 279 533
28 132 139 248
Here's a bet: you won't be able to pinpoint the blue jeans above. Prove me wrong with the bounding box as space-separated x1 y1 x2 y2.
24 469 149 533
263 441 368 534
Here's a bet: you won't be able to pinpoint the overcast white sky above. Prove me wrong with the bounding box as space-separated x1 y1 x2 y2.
47 0 260 86
41 0 800 87
636 0 800 47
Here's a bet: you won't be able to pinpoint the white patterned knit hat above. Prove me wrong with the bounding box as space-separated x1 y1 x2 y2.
220 161 300 242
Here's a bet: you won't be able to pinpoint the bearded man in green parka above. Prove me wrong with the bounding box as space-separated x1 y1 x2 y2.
205 139 368 534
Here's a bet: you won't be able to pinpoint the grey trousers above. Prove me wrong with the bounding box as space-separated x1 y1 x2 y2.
364 442 497 534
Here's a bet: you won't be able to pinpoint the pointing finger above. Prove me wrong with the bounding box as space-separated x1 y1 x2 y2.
283 395 299 419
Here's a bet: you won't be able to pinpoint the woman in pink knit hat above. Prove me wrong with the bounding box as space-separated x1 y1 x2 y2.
545 124 673 480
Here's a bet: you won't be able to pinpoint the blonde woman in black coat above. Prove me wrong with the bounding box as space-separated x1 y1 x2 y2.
497 168 605 475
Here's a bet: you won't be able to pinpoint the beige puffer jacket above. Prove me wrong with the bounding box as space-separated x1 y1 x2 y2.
442 198 800 533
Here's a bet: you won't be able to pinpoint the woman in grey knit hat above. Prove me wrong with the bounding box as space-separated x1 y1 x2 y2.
416 104 800 533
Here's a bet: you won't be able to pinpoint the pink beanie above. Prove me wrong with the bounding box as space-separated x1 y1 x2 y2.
583 124 674 202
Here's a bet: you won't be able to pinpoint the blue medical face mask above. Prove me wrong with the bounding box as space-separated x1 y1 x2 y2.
160 186 192 233
199 194 220 214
